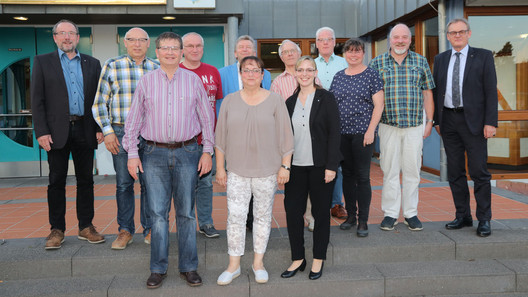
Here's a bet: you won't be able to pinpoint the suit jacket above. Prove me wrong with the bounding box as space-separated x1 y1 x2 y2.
31 50 102 150
219 63 272 98
432 46 498 135
285 88 342 171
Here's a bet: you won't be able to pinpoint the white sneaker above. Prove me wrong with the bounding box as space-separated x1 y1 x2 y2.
217 267 241 285
252 265 268 284
308 217 315 232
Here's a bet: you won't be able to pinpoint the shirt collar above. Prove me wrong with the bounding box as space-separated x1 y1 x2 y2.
126 54 149 66
451 44 469 57
317 53 336 63
58 48 80 60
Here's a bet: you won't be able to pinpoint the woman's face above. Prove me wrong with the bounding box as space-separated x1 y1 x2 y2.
240 60 263 88
345 46 365 67
295 60 318 89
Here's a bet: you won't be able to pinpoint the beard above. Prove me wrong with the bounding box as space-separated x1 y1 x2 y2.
392 47 408 55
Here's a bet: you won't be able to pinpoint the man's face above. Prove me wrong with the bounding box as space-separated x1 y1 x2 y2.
280 42 301 68
390 25 412 55
155 38 183 67
53 22 79 54
446 21 471 51
235 40 255 61
182 34 204 64
124 28 150 61
316 30 335 57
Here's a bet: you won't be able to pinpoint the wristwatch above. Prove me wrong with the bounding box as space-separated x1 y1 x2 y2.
281 164 291 171
426 119 434 124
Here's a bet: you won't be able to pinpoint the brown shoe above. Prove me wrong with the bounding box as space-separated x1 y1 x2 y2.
78 225 105 244
45 229 65 250
331 205 347 219
147 272 166 289
111 230 133 250
144 231 151 244
180 271 202 287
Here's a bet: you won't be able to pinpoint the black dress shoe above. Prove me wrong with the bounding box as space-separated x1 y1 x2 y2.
356 221 369 237
445 217 473 230
309 261 324 280
281 259 306 278
476 221 491 237
339 216 357 230
146 273 166 289
180 271 203 287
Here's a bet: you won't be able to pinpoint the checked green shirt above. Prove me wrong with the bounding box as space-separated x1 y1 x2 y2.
92 55 159 136
369 50 435 128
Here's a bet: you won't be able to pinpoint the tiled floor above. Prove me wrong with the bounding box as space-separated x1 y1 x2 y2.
1 163 528 240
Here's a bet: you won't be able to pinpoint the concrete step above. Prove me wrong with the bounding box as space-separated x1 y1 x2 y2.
1 260 526 297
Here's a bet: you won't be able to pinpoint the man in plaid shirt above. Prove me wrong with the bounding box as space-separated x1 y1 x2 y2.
369 24 435 232
92 27 159 249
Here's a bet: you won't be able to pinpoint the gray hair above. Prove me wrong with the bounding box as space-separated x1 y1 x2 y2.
236 35 256 51
182 32 204 46
389 23 411 39
124 27 149 40
446 18 471 32
278 40 301 57
52 19 79 34
316 27 335 39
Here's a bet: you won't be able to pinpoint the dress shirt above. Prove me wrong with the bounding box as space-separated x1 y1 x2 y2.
58 49 84 116
92 55 159 135
122 68 215 159
315 54 348 89
369 50 435 128
445 45 468 108
291 92 315 166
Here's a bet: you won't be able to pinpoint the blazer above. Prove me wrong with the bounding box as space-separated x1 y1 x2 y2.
432 46 498 135
31 50 102 150
286 88 342 171
219 63 272 98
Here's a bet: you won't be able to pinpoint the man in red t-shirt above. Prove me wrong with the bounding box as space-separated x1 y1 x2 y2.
180 32 223 238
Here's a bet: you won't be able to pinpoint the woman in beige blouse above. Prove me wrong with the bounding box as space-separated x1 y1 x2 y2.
215 56 294 285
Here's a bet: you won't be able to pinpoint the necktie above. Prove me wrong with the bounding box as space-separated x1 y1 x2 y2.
452 52 461 107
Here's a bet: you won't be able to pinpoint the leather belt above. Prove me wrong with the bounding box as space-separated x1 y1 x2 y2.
146 138 196 149
112 123 124 127
69 115 84 121
443 106 464 113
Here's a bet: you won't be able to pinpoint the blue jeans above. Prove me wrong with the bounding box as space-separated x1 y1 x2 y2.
331 166 344 206
195 145 214 227
112 125 151 235
142 141 200 273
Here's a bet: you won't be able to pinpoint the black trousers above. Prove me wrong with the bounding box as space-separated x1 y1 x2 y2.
441 108 492 221
340 134 374 222
47 120 95 231
284 165 334 260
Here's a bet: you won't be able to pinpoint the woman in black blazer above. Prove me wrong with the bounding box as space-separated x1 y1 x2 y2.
282 56 341 280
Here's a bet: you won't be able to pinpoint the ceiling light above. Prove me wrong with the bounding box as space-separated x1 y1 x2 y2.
13 16 28 21
163 16 176 20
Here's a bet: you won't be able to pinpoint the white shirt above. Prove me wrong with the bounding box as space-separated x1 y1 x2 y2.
445 44 469 108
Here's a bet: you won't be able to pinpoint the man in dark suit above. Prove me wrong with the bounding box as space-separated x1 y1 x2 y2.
31 19 105 249
432 18 498 237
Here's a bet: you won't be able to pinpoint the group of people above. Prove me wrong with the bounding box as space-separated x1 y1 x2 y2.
32 17 497 289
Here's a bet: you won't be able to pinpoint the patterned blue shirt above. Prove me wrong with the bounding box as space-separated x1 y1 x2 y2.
369 51 435 128
58 49 84 116
330 67 384 134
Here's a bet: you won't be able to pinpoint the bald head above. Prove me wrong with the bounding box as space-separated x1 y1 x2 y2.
389 24 412 56
124 27 150 63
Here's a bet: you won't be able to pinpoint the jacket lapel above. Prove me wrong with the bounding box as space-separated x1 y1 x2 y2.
308 89 323 129
462 46 475 86
51 51 68 91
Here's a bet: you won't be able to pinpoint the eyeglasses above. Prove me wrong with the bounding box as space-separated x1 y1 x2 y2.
157 46 181 52
184 44 204 49
346 49 363 54
281 49 298 56
296 68 316 74
54 31 78 37
241 68 262 74
125 38 149 43
316 37 334 43
447 30 469 37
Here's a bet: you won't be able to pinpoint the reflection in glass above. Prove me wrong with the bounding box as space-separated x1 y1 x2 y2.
0 58 33 147
469 15 528 112
488 120 528 173
423 17 439 68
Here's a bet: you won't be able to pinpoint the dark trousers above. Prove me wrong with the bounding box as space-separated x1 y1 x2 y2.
47 120 95 231
284 165 334 260
441 108 492 221
341 134 374 222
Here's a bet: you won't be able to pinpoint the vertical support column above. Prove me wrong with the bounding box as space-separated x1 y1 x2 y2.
227 16 239 65
438 0 448 182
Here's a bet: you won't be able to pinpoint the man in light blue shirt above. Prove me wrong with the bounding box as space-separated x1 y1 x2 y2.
314 27 348 220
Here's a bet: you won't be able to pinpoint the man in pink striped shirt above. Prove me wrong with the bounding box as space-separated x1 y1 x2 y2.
270 40 302 100
122 32 215 289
